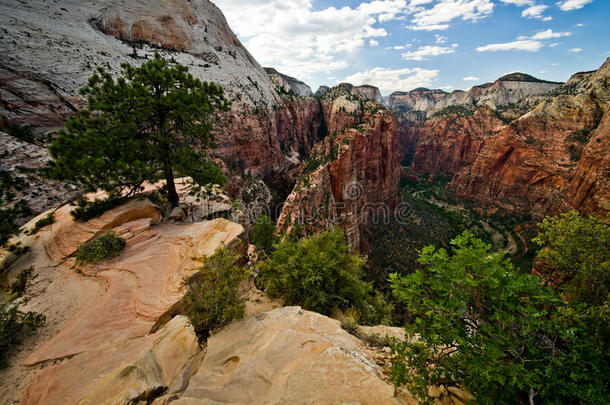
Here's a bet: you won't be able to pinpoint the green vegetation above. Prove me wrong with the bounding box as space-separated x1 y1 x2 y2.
76 231 126 264
0 116 35 143
257 228 392 325
431 105 473 119
8 266 34 299
566 127 595 144
70 196 127 222
0 300 45 368
250 215 278 257
183 245 249 341
389 211 609 405
27 212 55 235
48 53 229 208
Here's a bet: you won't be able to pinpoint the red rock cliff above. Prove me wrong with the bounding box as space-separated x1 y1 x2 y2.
278 86 401 251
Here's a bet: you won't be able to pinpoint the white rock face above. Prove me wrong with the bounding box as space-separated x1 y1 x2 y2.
264 67 314 97
386 74 562 118
0 0 282 134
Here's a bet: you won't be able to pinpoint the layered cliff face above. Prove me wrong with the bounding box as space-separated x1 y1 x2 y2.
264 67 314 97
278 85 402 251
387 73 561 120
402 59 609 219
0 0 323 218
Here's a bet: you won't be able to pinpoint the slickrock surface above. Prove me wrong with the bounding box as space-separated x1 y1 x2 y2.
173 306 399 405
0 199 243 404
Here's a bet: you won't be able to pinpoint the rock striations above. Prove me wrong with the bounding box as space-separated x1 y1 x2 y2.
399 59 610 218
278 85 402 251
0 0 321 184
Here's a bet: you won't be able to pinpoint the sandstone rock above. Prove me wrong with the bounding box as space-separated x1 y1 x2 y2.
264 67 314 97
173 307 399 405
387 73 561 119
0 0 322 205
278 87 401 251
169 205 186 221
21 315 199 405
0 194 243 404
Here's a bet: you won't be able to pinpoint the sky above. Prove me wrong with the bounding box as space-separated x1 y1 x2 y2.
214 0 610 96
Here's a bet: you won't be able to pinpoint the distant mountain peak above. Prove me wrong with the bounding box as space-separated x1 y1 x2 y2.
496 72 562 84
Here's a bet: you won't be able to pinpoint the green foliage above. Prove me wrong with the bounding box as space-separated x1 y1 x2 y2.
76 231 126 264
0 208 20 247
48 53 229 207
258 228 392 324
183 245 249 341
27 212 55 235
534 210 609 305
250 215 278 256
8 266 34 299
0 116 35 143
0 300 45 368
431 105 473 119
70 196 127 222
390 232 561 404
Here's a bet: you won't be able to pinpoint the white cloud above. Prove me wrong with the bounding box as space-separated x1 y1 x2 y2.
214 0 409 77
522 5 550 20
576 23 584 27
402 45 456 61
557 0 594 11
477 39 544 52
463 76 480 81
440 85 454 90
528 29 572 40
479 29 571 53
435 34 448 43
549 42 560 47
369 39 379 47
406 0 494 31
569 48 583 52
343 67 439 93
539 70 549 73
499 0 534 5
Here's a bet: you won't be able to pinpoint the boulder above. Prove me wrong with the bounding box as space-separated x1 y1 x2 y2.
173 307 399 404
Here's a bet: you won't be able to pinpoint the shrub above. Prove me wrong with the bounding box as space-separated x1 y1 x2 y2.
183 245 249 341
0 301 45 368
0 116 35 143
250 215 278 256
76 231 126 263
28 212 55 235
8 266 34 299
258 228 392 324
70 196 127 222
390 232 560 404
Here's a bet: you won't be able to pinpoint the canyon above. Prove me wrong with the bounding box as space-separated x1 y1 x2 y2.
1 0 609 404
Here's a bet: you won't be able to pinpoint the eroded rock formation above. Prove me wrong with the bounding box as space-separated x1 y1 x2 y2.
278 85 402 251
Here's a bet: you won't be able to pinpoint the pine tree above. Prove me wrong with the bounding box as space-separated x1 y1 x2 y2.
48 53 230 207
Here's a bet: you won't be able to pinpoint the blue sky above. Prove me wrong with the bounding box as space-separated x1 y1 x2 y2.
215 0 609 95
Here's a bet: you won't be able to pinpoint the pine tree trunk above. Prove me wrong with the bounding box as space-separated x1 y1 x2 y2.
164 163 180 208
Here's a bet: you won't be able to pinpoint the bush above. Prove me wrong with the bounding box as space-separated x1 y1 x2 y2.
183 245 249 341
70 196 127 222
0 116 35 143
258 228 392 325
250 215 278 256
8 266 34 299
28 212 55 235
390 223 610 405
390 232 560 404
76 231 126 263
0 301 45 368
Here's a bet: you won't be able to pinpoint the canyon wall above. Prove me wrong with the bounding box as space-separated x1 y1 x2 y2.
278 85 402 251
393 59 610 219
0 0 322 217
